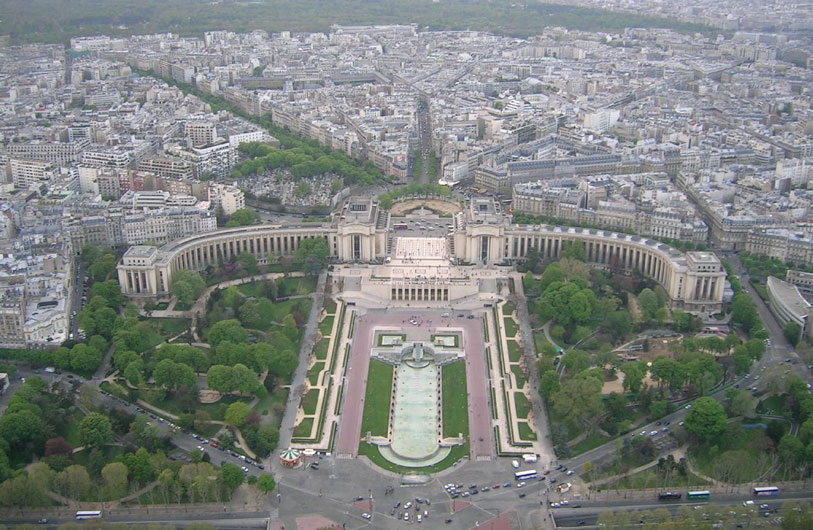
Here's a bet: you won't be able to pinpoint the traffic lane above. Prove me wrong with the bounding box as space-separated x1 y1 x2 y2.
94 393 265 476
3 514 269 528
551 495 810 527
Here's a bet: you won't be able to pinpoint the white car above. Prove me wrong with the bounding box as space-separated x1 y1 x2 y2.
566 470 574 476
361 513 371 520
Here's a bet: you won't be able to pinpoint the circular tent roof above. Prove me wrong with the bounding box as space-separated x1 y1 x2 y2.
279 448 301 461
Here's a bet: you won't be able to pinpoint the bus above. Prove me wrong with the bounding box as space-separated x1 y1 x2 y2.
514 470 538 481
686 491 711 500
394 223 408 230
658 492 682 500
753 486 780 496
75 511 102 520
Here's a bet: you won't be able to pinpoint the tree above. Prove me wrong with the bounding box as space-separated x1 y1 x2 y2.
637 288 660 319
602 310 632 340
778 434 804 467
560 241 587 261
220 463 244 493
539 370 560 400
621 361 647 393
44 437 73 459
54 465 91 500
605 392 628 420
224 402 252 427
294 237 329 276
79 412 113 448
539 262 564 292
730 294 759 332
101 462 129 499
153 359 197 391
551 377 603 425
256 473 276 494
235 251 259 275
80 244 101 265
207 319 248 346
784 321 802 346
0 408 42 447
684 397 727 444
70 343 103 373
561 350 590 375
172 270 206 305
729 389 758 419
225 208 260 228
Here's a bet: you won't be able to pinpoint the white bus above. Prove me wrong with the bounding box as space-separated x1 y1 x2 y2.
75 510 102 520
514 469 538 481
753 486 779 496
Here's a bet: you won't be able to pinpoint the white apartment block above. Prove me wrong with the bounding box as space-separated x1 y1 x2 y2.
186 121 217 148
10 158 57 190
209 183 245 216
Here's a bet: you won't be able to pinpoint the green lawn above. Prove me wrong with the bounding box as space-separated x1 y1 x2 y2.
377 333 406 346
174 301 192 311
690 423 776 483
442 361 469 438
503 301 516 315
145 393 251 421
431 334 459 347
319 316 335 336
756 395 791 417
293 418 314 438
507 339 522 362
302 388 320 415
61 411 85 447
570 430 611 456
358 441 469 474
253 386 288 421
307 361 325 386
313 337 330 361
511 365 527 388
323 298 337 314
514 392 530 419
503 317 519 338
277 276 317 296
534 331 551 354
152 317 191 336
517 421 537 441
359 360 393 437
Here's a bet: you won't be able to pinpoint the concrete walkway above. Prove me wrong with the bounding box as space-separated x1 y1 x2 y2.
273 271 327 471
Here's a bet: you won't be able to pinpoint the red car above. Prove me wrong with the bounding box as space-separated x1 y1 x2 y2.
492 484 501 489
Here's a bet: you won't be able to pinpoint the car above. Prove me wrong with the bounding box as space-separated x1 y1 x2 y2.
390 508 396 516
656 421 662 426
578 520 586 526
503 482 512 488
743 500 755 506
416 514 422 523
461 492 470 497
492 483 501 489
550 478 557 483
650 430 659 436
37 519 48 524
760 504 770 510
355 496 364 502
517 482 526 488
394 501 401 508
543 470 550 475
481 486 490 492
685 404 692 409
561 500 569 506
519 493 526 498
566 470 575 476
241 466 249 473
538 476 546 481
445 519 453 524
425 500 431 506
679 421 685 426
404 502 412 509
470 489 479 495
361 513 371 520
551 502 560 508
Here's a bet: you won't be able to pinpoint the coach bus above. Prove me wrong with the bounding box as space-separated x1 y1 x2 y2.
394 222 408 230
514 469 538 481
658 492 682 500
75 511 102 520
686 490 711 500
753 486 780 496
